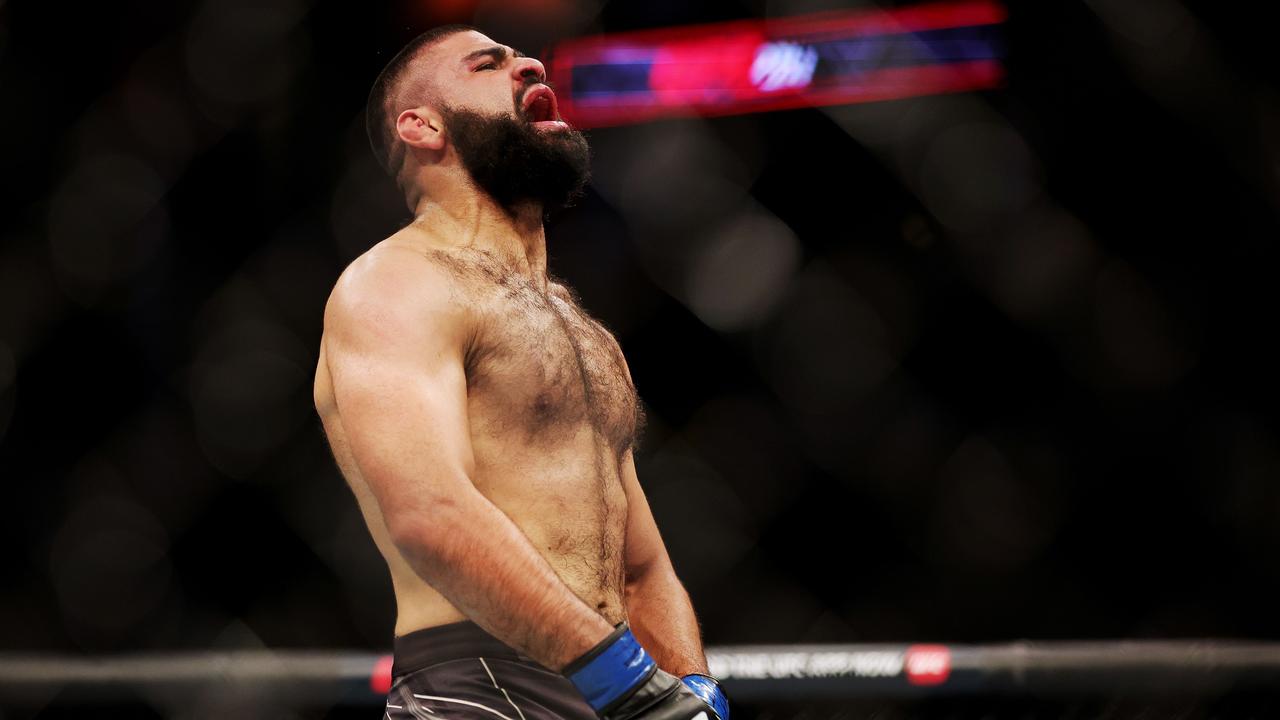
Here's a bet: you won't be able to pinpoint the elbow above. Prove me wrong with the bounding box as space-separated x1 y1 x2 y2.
636 553 689 583
623 561 649 589
384 495 464 562
624 556 667 590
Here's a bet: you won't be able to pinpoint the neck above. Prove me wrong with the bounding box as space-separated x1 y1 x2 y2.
409 187 548 289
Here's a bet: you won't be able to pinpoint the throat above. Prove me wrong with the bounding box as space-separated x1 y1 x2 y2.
409 205 549 284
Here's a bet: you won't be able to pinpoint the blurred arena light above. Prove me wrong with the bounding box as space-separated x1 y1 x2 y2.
547 0 1005 128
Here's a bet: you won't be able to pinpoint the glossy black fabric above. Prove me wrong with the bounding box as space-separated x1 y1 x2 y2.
386 621 597 720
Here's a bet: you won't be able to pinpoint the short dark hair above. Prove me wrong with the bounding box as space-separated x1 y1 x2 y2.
366 24 477 175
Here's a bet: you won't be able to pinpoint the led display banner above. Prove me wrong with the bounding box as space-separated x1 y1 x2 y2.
546 0 1006 128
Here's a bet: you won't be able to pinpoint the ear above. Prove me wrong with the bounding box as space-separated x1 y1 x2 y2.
396 107 446 152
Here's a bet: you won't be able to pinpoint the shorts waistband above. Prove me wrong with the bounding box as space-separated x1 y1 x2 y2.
392 620 538 678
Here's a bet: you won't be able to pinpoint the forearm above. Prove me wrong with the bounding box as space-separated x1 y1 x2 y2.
623 565 709 676
393 490 613 671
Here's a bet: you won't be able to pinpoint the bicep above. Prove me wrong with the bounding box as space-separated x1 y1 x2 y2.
323 257 476 535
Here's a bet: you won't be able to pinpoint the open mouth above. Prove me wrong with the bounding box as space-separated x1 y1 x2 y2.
521 85 561 124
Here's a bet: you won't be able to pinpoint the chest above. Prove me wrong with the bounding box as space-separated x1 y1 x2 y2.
464 282 640 453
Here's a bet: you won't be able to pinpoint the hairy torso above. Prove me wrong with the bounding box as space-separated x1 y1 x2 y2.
314 244 642 636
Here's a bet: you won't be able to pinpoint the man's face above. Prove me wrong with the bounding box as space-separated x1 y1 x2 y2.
421 31 590 213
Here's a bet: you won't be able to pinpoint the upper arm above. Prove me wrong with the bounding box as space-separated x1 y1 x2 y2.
612 344 672 583
620 449 674 583
321 248 475 540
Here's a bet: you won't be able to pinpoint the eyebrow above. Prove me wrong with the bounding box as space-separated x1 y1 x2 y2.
461 46 526 65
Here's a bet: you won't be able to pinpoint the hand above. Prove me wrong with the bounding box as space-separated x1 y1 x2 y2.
681 674 729 720
563 623 713 720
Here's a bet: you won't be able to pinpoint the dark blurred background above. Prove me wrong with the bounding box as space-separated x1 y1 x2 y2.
2 0 1278 670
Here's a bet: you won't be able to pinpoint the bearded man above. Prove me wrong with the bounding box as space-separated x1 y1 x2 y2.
312 25 730 720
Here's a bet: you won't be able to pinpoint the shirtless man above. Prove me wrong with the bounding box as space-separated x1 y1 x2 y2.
312 25 730 720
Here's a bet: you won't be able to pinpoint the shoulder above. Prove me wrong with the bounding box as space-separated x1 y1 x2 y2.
323 241 469 346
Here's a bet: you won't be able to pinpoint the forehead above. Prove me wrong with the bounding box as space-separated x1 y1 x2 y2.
408 30 516 103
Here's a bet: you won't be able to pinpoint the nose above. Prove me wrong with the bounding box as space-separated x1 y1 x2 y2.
512 55 546 84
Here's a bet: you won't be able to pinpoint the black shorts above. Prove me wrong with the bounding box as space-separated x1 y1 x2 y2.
386 620 597 720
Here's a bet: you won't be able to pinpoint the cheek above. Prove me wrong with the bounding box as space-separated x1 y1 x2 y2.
491 85 521 114
466 90 518 118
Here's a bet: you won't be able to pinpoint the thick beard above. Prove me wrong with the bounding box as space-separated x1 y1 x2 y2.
440 104 591 217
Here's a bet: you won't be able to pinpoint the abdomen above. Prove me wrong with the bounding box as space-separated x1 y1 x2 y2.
317 364 628 634
468 422 630 625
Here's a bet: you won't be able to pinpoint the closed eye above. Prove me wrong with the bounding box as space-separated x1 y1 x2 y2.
476 62 498 71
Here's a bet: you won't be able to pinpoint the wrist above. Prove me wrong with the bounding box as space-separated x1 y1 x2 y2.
562 622 657 712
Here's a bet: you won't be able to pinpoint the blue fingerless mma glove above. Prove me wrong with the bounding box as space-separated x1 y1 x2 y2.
563 623 715 720
681 674 729 720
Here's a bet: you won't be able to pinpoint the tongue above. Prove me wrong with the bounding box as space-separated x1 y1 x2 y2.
528 96 551 122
